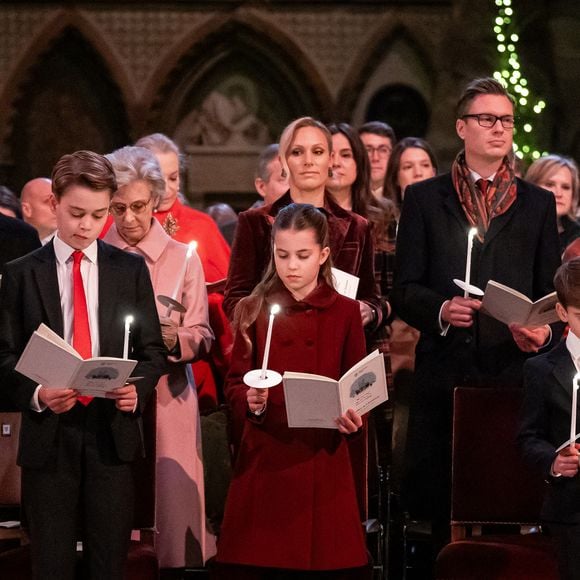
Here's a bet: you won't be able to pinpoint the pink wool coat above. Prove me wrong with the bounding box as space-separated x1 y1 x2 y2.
104 219 216 567
217 281 368 571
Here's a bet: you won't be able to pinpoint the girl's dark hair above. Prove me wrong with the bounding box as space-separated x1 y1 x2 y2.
233 203 333 355
383 136 439 210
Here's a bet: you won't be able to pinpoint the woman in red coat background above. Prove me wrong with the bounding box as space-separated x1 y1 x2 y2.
213 204 371 579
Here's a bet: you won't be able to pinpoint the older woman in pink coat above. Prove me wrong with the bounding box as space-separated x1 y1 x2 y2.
103 146 216 569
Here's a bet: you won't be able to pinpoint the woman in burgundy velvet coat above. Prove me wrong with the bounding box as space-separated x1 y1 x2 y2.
213 204 371 579
224 117 383 333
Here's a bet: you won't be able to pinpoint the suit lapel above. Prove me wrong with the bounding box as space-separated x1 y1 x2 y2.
442 176 470 232
550 342 577 397
33 242 64 336
97 240 118 355
324 194 350 258
482 194 521 248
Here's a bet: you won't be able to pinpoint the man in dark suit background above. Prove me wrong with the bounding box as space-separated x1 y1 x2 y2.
390 77 561 556
0 213 40 272
0 151 166 580
0 214 40 410
519 258 580 580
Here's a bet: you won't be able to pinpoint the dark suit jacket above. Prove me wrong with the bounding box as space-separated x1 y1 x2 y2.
391 173 561 384
0 239 167 468
0 214 40 273
518 341 580 523
223 191 382 328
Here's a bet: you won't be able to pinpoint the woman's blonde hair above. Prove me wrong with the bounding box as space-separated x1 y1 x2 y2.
278 117 332 178
525 154 579 218
233 203 333 356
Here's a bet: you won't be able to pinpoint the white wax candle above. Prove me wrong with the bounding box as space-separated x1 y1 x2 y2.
171 241 197 301
260 304 281 380
464 228 478 298
571 373 580 449
123 315 134 359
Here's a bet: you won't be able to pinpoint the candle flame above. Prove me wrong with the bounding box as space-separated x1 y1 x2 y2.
468 227 478 239
125 315 134 325
574 373 580 388
270 304 281 315
186 241 198 258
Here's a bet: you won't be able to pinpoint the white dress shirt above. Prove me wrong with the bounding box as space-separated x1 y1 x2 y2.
32 234 100 410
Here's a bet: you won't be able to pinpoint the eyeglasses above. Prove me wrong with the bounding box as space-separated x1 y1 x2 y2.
109 198 153 216
461 114 516 129
365 145 392 158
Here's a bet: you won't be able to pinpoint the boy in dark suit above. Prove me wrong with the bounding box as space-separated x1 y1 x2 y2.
519 257 580 580
0 151 166 580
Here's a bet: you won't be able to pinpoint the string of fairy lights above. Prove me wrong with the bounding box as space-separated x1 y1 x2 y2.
491 0 547 163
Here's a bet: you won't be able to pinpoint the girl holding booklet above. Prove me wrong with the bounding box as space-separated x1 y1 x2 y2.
213 203 371 579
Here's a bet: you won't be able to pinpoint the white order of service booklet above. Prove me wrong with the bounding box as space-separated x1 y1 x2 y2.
480 280 559 326
282 349 388 429
15 323 137 397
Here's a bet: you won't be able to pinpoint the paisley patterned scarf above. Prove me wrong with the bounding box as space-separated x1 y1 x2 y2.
451 150 517 240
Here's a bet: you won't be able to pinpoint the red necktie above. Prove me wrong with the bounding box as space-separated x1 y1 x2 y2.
478 178 490 200
72 250 93 405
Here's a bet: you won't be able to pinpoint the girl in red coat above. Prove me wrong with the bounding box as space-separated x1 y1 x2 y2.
213 203 371 579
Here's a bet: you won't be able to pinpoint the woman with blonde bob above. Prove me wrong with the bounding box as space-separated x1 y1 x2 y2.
525 154 580 253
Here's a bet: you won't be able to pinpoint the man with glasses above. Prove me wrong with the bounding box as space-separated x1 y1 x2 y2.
390 77 560 564
359 121 396 199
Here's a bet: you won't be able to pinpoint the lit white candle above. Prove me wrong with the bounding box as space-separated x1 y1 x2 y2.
171 241 197 301
260 304 280 380
123 315 134 359
571 373 580 449
464 228 478 298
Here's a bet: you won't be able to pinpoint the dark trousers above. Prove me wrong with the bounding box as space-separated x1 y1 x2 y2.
22 402 134 580
547 523 580 580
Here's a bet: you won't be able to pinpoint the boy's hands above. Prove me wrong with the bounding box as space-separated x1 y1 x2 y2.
106 384 138 412
38 387 78 414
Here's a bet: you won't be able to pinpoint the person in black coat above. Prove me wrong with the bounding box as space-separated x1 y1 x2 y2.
390 78 561 555
0 213 40 273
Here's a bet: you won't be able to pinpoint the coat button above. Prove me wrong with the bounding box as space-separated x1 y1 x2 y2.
464 336 472 344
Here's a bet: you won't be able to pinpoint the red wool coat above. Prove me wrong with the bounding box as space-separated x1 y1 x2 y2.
217 281 368 571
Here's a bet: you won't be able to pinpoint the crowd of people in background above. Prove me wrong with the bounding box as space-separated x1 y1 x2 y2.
1 75 580 580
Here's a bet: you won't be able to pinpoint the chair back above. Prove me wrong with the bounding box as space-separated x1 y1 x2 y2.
0 412 21 507
451 387 545 526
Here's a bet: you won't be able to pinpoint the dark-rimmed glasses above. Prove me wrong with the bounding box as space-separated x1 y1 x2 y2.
461 114 516 129
365 145 392 158
109 198 153 216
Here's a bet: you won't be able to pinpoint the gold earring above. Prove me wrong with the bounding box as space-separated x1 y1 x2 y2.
281 168 287 178
328 168 333 178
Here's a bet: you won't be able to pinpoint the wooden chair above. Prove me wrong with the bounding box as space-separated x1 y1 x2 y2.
0 412 27 551
435 387 558 580
0 393 159 579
